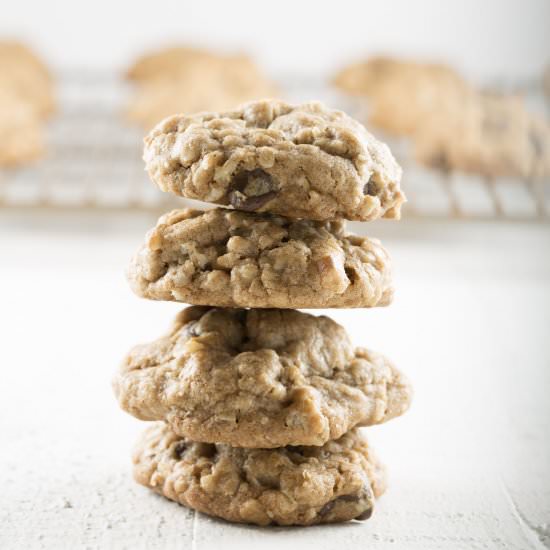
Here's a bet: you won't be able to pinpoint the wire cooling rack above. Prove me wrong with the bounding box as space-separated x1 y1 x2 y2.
1 72 548 221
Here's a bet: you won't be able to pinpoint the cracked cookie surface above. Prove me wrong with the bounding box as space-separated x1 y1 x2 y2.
133 423 385 526
114 306 411 448
127 208 393 309
143 99 404 221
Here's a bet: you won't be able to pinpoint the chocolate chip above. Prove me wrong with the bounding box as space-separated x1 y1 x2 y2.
229 190 278 211
228 169 278 211
355 506 374 521
338 493 361 502
319 490 371 518
173 441 187 458
363 177 377 196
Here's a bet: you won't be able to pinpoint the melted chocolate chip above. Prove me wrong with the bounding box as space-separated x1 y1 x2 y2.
355 506 374 521
319 490 372 518
230 190 278 211
228 169 278 211
319 500 336 517
363 177 377 196
173 441 187 458
338 493 361 502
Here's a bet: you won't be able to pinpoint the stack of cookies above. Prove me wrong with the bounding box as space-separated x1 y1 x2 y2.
113 99 412 526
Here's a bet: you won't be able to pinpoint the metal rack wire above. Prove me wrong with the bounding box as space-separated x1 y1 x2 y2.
1 73 548 221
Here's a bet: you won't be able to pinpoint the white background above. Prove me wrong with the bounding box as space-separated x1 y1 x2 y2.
1 0 549 82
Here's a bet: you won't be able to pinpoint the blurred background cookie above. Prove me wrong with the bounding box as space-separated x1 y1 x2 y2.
125 46 278 128
334 54 550 181
0 40 55 118
334 57 472 137
0 89 45 166
414 91 550 179
0 40 55 166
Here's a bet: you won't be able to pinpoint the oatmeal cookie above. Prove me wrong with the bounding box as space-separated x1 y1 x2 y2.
0 41 55 118
125 47 277 129
133 423 386 526
126 46 217 82
415 92 550 179
127 208 393 309
143 99 405 221
334 56 471 137
0 90 45 166
114 306 411 448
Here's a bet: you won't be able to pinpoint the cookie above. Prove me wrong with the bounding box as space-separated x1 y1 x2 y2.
415 92 550 179
125 47 277 129
133 423 385 526
143 99 405 221
114 306 411 448
334 56 471 137
0 90 45 166
0 41 55 118
126 46 217 82
127 208 393 309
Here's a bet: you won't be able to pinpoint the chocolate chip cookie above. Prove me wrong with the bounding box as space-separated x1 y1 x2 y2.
114 306 411 448
143 99 405 221
127 208 393 309
133 423 385 526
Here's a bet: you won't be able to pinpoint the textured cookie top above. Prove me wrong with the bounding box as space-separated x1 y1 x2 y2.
143 99 404 221
133 423 385 526
114 306 411 448
128 208 393 309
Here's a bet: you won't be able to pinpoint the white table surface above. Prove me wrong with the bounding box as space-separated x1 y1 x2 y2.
0 213 549 550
